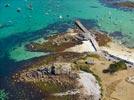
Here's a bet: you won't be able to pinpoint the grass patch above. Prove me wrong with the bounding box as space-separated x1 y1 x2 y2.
87 53 100 59
73 61 91 72
35 81 62 93
33 75 77 94
80 53 100 61
79 65 91 73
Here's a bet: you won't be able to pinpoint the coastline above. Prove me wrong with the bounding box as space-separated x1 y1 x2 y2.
1 0 134 99
5 21 134 100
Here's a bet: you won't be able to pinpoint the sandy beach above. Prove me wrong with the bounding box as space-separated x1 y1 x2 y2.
101 42 134 65
64 40 96 53
87 55 134 100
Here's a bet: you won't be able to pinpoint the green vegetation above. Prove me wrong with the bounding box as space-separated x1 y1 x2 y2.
35 81 61 93
0 89 8 100
87 53 100 59
103 60 127 74
73 60 91 72
35 75 76 94
80 53 100 61
79 64 91 73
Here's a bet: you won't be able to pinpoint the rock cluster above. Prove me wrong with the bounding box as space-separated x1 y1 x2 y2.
126 76 134 84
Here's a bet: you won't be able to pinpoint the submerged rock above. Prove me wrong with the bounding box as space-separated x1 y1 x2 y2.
17 8 21 12
100 0 134 10
5 4 10 7
109 31 124 38
126 76 134 84
113 1 134 9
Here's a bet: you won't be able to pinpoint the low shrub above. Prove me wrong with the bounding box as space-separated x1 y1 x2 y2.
103 60 127 74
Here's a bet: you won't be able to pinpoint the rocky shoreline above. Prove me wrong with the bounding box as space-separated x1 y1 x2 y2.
12 27 106 100
10 22 134 100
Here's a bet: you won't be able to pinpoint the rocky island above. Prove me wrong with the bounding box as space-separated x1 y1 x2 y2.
10 21 134 100
1 0 134 100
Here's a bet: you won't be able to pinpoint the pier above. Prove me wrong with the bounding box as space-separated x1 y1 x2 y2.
75 20 89 33
75 20 134 66
75 20 100 52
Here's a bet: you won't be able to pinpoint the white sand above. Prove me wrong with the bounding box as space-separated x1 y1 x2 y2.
101 42 134 65
78 71 101 100
64 40 96 53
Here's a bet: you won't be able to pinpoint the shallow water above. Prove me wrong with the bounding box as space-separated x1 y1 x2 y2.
0 0 134 75
0 0 134 99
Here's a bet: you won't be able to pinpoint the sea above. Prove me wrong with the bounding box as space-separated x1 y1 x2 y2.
0 0 134 99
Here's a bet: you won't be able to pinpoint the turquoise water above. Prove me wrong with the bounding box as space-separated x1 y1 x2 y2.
0 0 134 99
0 0 134 75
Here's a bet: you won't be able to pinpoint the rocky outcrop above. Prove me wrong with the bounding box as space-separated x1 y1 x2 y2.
126 76 134 84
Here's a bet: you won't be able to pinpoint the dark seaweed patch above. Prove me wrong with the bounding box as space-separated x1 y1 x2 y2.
109 31 124 38
99 0 134 11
